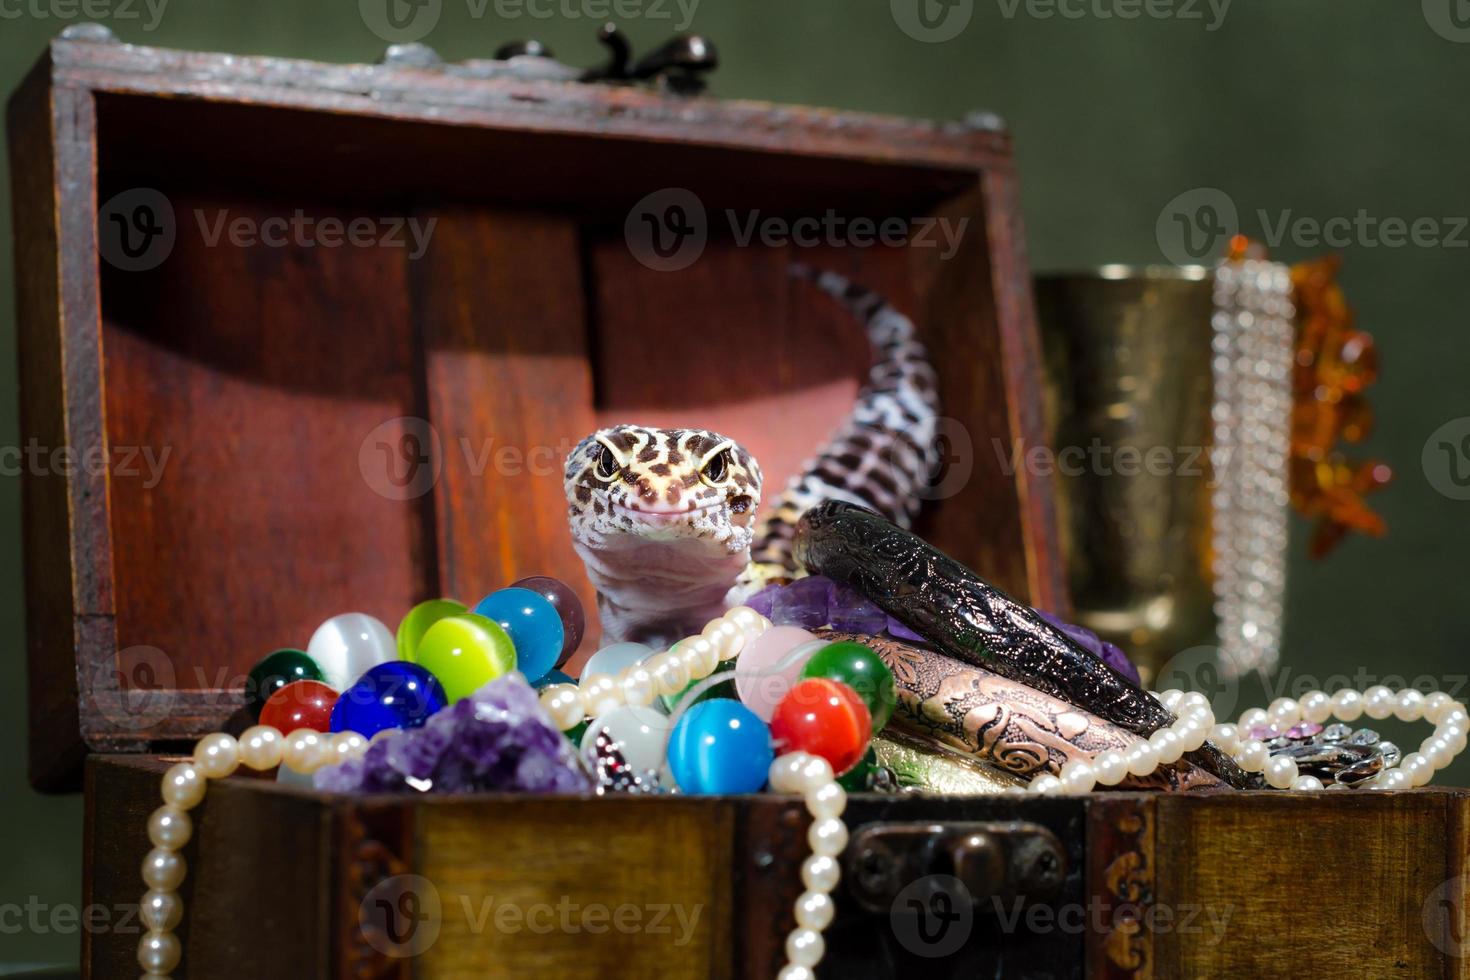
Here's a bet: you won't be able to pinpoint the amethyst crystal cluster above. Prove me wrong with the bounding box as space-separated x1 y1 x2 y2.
750 575 1140 686
313 674 591 794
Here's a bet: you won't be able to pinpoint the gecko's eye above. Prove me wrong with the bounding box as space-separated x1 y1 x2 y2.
700 448 731 486
594 444 620 482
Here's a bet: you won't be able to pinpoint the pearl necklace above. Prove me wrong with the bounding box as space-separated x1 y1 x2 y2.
1023 686 1469 795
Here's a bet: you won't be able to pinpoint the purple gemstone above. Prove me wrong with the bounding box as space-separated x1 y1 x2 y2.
1248 724 1281 741
746 583 780 618
1285 722 1323 740
886 617 926 643
313 674 591 795
771 576 835 629
830 584 887 634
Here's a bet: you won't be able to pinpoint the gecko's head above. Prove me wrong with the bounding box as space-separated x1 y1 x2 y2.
564 425 762 552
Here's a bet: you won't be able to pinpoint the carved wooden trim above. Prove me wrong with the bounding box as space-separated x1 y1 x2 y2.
1086 795 1156 980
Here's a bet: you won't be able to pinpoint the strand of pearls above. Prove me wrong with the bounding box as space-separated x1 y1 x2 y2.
136 725 371 976
768 752 845 980
1222 688 1468 790
1023 687 1469 795
537 605 772 730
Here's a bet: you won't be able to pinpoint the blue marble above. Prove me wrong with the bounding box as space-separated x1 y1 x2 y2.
330 661 448 738
666 698 772 795
473 587 565 685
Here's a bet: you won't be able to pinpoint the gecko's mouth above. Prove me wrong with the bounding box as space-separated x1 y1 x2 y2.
612 499 724 523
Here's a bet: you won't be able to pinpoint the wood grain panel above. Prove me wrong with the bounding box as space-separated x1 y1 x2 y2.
1153 791 1458 978
412 208 597 632
415 796 734 978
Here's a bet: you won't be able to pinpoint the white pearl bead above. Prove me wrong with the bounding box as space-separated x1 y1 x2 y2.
1363 685 1395 721
1149 728 1185 765
1445 707 1470 729
1394 689 1426 722
1234 739 1269 772
1400 752 1434 787
1371 769 1411 791
1425 692 1454 724
1028 774 1062 794
1447 730 1469 755
193 733 239 780
147 806 192 851
1263 755 1298 789
808 817 849 857
1059 759 1096 793
1092 750 1128 787
786 928 825 969
1176 718 1208 753
1424 736 1455 770
1185 704 1216 727
798 757 835 793
139 889 183 932
1178 691 1209 713
1124 741 1159 778
1440 722 1468 742
770 755 810 794
1267 697 1300 725
777 967 816 980
282 730 328 774
141 847 187 890
681 635 722 679
331 732 367 762
1238 707 1268 730
580 674 623 717
801 855 840 893
1330 689 1363 722
1299 691 1332 724
618 666 657 708
794 890 834 931
805 782 847 820
726 605 765 635
1289 774 1324 791
238 726 284 771
541 684 584 730
160 763 205 809
137 930 181 974
1159 689 1183 710
1210 723 1241 754
642 653 683 698
702 619 745 661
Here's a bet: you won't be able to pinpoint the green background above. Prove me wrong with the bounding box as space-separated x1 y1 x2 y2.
2 1 1467 971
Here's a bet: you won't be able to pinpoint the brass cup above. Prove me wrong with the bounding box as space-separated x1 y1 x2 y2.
1035 266 1219 686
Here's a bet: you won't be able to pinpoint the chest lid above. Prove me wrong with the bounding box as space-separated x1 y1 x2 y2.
10 26 1062 790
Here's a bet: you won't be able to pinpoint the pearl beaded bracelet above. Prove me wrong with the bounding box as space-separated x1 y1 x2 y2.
1022 686 1469 795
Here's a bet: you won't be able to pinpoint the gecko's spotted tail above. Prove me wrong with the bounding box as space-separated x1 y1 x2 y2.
747 266 942 579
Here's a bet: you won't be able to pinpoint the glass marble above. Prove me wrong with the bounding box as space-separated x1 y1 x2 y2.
275 763 316 788
800 641 897 733
511 575 587 667
413 614 517 702
473 588 565 685
307 613 397 692
581 705 673 774
770 678 872 776
666 698 773 795
244 648 326 721
396 598 468 662
258 679 339 735
330 662 448 738
581 642 655 684
838 746 881 792
734 627 825 722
